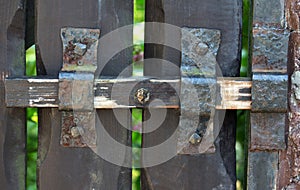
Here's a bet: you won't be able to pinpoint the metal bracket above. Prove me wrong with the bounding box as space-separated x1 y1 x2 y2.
177 27 221 154
58 27 100 147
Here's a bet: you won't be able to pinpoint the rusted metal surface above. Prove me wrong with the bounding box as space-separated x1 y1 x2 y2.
60 111 96 147
250 113 286 151
247 152 279 190
286 0 300 30
252 28 289 72
177 27 220 154
59 28 99 147
58 72 94 111
251 73 288 112
61 27 100 72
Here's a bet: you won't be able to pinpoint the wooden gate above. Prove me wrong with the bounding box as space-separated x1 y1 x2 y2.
0 0 299 189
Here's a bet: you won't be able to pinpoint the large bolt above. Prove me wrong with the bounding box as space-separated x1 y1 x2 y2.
189 132 202 145
135 88 150 104
74 42 87 56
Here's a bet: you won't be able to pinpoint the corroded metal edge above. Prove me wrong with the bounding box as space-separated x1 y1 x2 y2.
177 27 221 154
59 27 100 148
60 27 100 72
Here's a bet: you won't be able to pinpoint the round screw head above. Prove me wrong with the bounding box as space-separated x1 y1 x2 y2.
73 117 80 124
77 60 83 66
135 88 150 104
189 133 202 145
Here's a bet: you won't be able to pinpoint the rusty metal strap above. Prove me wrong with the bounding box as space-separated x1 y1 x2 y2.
58 27 100 147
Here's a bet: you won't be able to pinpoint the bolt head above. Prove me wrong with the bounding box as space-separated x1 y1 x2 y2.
74 42 87 56
195 42 208 55
135 88 150 104
189 133 202 145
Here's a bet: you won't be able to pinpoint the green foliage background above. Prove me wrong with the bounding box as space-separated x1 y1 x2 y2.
26 47 38 190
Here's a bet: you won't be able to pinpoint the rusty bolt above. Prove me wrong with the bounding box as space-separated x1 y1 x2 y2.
135 88 150 104
189 132 202 145
195 42 208 55
74 42 87 56
70 126 84 138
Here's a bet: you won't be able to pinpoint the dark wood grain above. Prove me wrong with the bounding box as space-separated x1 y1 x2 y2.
142 0 241 189
0 0 26 189
5 77 252 110
36 0 133 189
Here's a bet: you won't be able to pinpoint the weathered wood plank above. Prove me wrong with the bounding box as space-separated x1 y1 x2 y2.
142 0 241 189
5 77 252 109
36 0 133 189
217 77 252 110
0 0 26 189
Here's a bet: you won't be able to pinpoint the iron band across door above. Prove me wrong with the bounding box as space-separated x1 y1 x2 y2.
4 27 287 153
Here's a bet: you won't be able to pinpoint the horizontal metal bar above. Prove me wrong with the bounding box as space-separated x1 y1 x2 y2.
5 77 252 110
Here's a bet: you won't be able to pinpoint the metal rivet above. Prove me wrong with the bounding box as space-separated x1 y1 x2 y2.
135 88 150 104
73 117 79 124
189 133 202 145
195 42 208 55
77 60 83 66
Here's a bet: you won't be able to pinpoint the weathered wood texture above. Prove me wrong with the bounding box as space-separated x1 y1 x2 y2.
279 31 300 189
36 0 133 189
249 0 289 189
278 1 300 189
142 0 241 189
5 77 252 110
0 0 26 189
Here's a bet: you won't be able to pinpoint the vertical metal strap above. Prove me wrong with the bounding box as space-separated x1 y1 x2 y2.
177 27 221 154
58 28 100 147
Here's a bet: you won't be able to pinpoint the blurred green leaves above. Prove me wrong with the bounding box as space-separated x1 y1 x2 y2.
134 0 145 24
26 46 38 190
132 109 142 190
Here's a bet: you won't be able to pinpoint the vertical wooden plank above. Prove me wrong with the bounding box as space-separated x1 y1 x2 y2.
36 0 133 189
142 0 241 189
0 0 26 189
